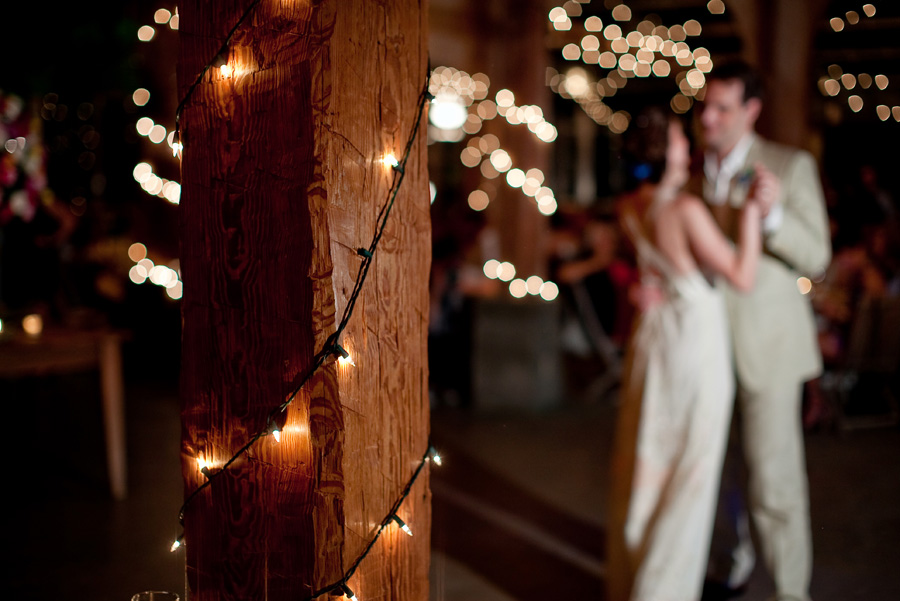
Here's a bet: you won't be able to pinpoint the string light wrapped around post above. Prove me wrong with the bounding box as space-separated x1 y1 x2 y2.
171 67 430 532
299 444 439 601
169 9 435 601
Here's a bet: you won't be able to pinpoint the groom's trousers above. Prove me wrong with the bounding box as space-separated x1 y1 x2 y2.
710 380 812 601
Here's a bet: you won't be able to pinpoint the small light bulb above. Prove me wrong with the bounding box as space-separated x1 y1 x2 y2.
334 343 354 365
22 314 43 337
272 427 281 442
170 538 183 552
340 584 358 601
172 142 183 157
429 446 442 466
383 154 399 168
391 515 413 536
220 64 233 78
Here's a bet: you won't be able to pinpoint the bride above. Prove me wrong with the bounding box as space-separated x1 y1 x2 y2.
606 107 764 601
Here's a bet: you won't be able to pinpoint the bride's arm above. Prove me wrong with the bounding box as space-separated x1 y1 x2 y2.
679 195 762 292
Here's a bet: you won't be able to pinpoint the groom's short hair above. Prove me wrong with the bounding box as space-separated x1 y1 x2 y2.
707 59 765 104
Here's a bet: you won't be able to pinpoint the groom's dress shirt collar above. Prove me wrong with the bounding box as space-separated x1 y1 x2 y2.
704 132 756 206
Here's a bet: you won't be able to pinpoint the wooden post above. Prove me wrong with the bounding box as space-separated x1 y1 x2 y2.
177 2 430 600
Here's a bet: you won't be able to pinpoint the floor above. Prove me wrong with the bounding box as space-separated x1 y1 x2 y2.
6 344 899 601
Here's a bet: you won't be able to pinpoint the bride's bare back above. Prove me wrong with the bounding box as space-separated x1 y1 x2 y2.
623 185 761 293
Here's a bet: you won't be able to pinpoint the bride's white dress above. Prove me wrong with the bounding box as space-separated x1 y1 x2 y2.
608 214 735 601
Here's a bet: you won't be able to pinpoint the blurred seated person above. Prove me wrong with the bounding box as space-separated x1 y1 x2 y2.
805 213 900 427
814 211 900 367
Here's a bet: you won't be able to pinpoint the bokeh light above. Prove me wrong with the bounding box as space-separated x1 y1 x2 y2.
137 25 156 41
133 88 151 106
23 314 43 336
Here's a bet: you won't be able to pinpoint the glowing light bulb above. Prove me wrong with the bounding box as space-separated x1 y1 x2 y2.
137 25 156 42
335 343 355 366
509 279 528 298
429 447 443 466
272 426 282 442
526 275 544 295
132 88 150 106
429 92 468 130
128 242 148 262
220 64 233 78
539 281 560 302
170 538 183 552
340 584 358 601
336 341 355 366
383 154 399 168
391 515 414 536
22 314 43 337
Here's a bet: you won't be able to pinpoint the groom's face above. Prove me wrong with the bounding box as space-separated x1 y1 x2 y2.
699 79 761 156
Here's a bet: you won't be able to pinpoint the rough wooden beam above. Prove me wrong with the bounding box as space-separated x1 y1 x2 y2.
177 1 430 599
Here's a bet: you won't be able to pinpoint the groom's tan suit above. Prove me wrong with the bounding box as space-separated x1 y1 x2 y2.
701 133 831 600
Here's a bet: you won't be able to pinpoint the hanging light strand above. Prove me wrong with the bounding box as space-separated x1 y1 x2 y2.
301 444 438 601
167 9 436 599
172 0 263 150
174 72 431 536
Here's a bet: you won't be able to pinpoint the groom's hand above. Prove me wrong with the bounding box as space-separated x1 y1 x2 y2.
747 162 781 218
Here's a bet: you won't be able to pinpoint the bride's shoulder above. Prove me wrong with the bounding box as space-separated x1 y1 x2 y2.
669 191 708 218
673 190 705 207
654 190 702 215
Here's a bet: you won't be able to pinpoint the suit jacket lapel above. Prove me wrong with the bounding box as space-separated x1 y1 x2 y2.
720 138 767 239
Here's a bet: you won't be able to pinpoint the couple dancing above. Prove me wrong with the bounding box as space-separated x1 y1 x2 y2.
608 62 831 601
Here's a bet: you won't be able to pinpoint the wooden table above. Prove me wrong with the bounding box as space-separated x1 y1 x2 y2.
0 327 128 500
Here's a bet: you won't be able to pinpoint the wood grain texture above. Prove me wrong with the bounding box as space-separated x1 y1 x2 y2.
178 1 430 599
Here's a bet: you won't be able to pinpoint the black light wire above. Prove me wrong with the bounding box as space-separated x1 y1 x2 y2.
301 444 435 601
172 0 263 151
175 74 429 527
170 6 436 591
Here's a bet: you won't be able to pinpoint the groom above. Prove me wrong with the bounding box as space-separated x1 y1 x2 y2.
696 60 831 601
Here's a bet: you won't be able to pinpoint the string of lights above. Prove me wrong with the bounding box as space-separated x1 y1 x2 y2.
167 8 436 601
301 444 442 601
172 72 430 539
546 1 716 122
171 0 262 153
817 4 900 123
829 3 877 32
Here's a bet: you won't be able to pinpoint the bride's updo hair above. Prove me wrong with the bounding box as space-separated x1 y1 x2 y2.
621 106 672 190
